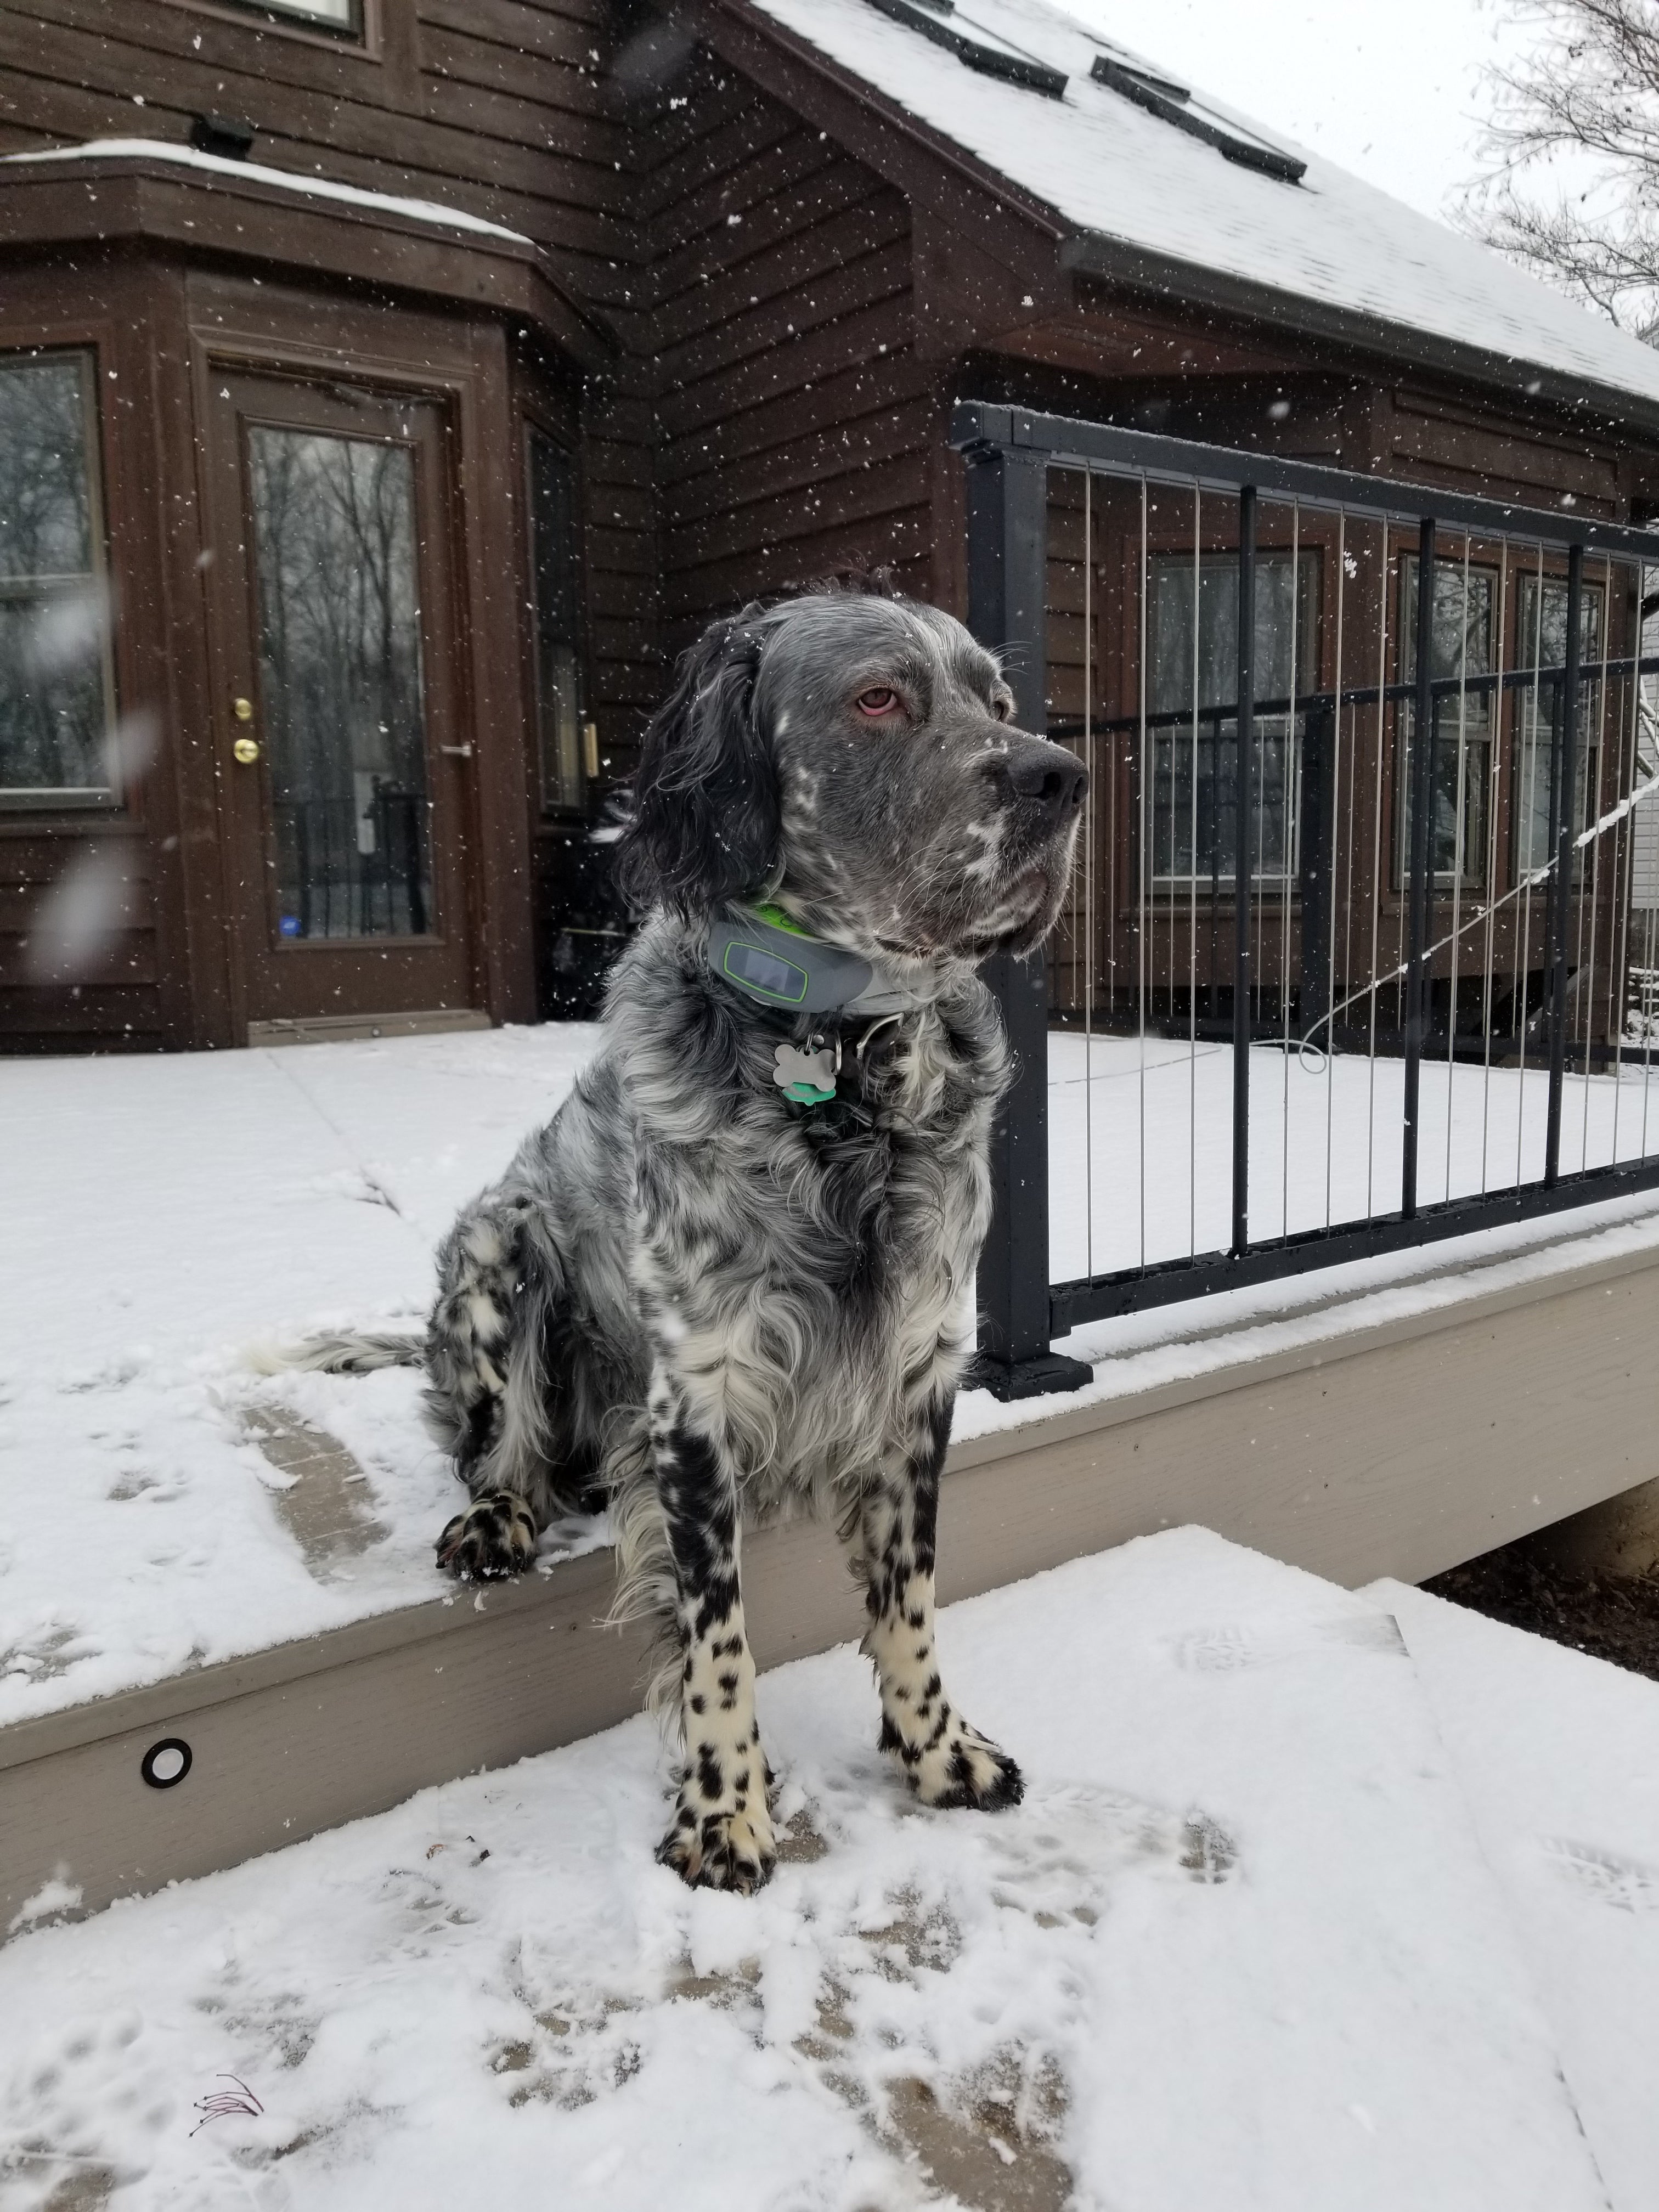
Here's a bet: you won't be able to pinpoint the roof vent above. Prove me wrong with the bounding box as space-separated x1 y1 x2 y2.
188 113 256 161
864 0 1067 100
1090 56 1305 183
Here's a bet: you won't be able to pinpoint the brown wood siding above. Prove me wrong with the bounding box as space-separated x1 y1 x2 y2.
640 50 928 656
0 828 163 1053
0 0 661 744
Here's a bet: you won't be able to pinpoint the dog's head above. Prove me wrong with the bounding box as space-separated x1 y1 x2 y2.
614 579 1087 970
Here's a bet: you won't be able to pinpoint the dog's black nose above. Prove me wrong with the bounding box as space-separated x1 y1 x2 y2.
1000 743 1088 827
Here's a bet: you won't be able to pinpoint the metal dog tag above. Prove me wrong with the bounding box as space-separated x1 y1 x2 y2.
773 1040 838 1105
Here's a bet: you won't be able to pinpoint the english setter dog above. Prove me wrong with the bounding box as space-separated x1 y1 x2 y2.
296 578 1086 1892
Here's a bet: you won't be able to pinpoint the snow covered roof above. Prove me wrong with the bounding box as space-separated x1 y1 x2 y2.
748 0 1659 425
1 139 533 247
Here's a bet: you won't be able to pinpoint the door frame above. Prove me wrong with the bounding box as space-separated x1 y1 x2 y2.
185 279 538 1043
202 369 478 1026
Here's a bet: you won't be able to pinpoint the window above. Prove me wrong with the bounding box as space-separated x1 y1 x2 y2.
1514 572 1605 882
1089 54 1307 183
526 426 588 812
1147 550 1319 884
0 351 117 810
1397 557 1497 889
221 0 362 32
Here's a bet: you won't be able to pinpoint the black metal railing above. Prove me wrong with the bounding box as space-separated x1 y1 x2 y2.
955 400 1659 1397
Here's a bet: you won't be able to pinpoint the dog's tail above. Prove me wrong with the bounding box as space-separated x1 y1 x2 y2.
244 1328 425 1378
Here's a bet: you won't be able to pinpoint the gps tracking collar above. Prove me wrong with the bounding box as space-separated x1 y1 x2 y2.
708 903 918 1107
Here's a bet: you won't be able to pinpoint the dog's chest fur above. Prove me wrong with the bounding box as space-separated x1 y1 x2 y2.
548 918 1008 1500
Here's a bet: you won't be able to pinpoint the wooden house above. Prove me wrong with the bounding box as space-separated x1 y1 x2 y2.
4 0 1659 1052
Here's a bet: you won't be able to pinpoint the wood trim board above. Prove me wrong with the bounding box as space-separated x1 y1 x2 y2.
5 1237 1657 1931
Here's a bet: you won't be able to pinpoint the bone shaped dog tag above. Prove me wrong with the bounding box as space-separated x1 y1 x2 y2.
773 1040 838 1105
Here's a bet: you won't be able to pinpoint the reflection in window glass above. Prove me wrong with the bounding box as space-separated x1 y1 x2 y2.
1148 550 1319 883
1514 573 1605 881
527 426 585 811
248 427 432 939
229 0 360 31
0 352 116 807
1397 558 1496 888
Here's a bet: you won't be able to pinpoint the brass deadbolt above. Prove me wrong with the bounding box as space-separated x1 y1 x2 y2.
233 735 260 765
233 696 255 722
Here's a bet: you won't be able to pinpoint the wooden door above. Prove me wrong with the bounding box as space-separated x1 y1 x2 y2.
205 373 476 1029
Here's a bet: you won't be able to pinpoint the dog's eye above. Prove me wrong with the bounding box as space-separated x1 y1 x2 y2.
991 695 1014 722
855 687 902 718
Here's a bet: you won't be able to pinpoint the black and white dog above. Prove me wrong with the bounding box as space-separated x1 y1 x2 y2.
298 578 1086 1892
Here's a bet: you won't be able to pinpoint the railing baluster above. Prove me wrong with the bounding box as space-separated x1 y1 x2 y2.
1403 517 1437 1219
1545 542 1585 1184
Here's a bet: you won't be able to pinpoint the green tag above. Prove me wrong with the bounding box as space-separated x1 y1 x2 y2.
785 1079 838 1105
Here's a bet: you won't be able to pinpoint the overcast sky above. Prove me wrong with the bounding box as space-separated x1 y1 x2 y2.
1059 0 1516 222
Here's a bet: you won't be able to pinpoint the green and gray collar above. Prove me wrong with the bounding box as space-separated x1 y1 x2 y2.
708 902 919 1019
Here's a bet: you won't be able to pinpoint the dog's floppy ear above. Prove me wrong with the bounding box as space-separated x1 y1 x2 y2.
614 603 779 918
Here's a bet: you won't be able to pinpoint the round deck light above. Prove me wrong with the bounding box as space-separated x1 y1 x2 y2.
140 1737 193 1790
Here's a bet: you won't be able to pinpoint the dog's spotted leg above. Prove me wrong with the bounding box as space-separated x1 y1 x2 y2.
860 1391 1023 1812
435 1491 537 1579
649 1363 776 1894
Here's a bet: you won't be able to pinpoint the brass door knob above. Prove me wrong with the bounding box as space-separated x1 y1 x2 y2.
233 735 260 765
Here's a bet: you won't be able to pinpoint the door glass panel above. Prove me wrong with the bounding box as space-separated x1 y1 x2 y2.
247 426 433 940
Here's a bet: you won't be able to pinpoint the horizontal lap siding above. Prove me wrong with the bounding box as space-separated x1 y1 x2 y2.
642 54 927 658
0 831 163 1051
0 2 637 303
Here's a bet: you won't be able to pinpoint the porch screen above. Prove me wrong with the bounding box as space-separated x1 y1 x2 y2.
0 352 116 808
1148 550 1319 884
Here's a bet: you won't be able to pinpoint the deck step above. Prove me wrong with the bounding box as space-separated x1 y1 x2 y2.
1380 1578 1659 2212
0 1531 1618 2210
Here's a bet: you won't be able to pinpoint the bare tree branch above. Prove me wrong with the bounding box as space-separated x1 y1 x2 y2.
1463 0 1659 337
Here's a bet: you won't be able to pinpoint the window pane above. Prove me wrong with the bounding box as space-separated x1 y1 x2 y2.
527 426 584 810
1398 560 1496 885
1515 575 1604 879
0 353 115 804
1149 550 1317 882
249 0 358 26
249 427 432 939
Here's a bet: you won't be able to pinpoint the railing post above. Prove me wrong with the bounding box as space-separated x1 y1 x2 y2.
1402 516 1436 1220
1545 541 1584 1185
1232 487 1256 1255
962 435 1091 1398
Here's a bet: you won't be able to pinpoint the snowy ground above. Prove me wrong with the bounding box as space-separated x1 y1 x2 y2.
4 1530 1655 2212
5 1023 1659 1729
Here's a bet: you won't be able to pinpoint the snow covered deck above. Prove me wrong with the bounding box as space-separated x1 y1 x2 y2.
3 1024 1657 1945
3 1531 1656 2211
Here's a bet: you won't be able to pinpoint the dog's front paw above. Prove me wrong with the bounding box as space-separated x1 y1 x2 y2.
436 1491 537 1579
884 1711 1024 1812
656 1799 777 1894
